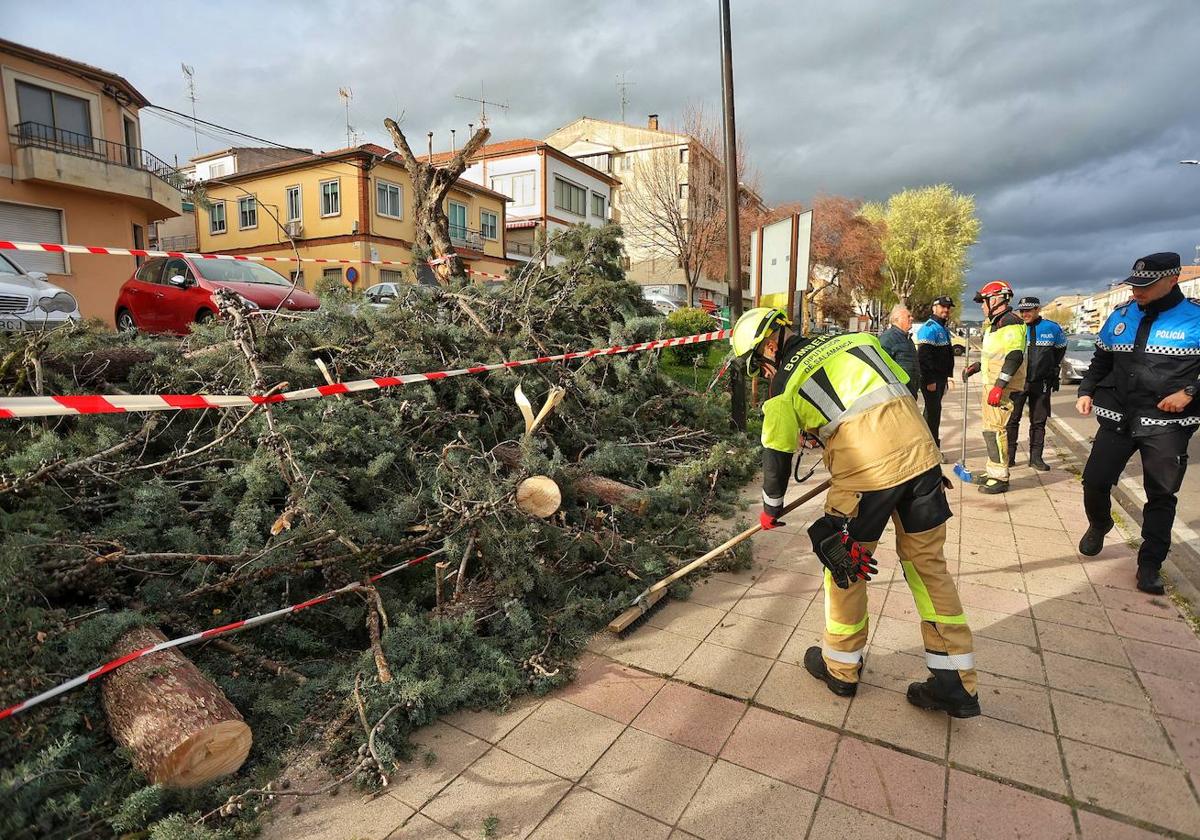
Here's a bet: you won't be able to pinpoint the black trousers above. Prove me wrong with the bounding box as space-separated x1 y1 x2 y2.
1005 384 1053 459
1082 426 1192 570
921 379 946 447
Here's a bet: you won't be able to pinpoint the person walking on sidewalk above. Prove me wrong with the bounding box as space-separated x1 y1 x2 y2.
916 296 956 447
879 305 919 396
962 281 1027 494
1076 252 1200 595
730 306 980 719
1005 297 1067 471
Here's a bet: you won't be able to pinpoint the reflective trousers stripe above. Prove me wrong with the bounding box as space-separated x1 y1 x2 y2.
926 650 975 670
762 490 786 507
824 570 869 635
901 560 968 625
824 646 864 665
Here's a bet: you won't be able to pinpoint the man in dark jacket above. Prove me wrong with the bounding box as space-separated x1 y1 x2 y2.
1006 297 1067 471
880 305 919 396
1077 252 1200 595
916 296 957 446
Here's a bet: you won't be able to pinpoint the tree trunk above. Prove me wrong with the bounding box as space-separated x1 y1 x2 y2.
493 443 648 514
102 626 252 788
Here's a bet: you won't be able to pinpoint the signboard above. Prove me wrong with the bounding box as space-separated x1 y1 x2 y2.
750 210 813 324
346 266 359 285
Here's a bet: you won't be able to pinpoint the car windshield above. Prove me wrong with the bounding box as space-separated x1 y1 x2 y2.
0 252 23 276
197 261 291 286
1067 336 1096 352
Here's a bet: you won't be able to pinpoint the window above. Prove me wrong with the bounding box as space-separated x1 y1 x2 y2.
209 201 226 234
289 270 305 289
162 258 194 286
238 196 258 230
323 267 343 284
320 179 341 217
376 180 403 219
679 147 689 164
591 193 606 219
15 80 91 145
448 202 468 239
489 172 534 207
554 177 587 216
620 156 633 172
380 269 405 285
209 162 228 178
134 258 165 285
678 183 689 200
480 209 498 240
286 185 302 223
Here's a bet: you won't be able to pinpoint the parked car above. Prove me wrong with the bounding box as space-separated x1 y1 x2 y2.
643 293 682 316
950 332 968 355
114 257 319 333
0 250 80 331
363 280 439 309
1061 334 1098 383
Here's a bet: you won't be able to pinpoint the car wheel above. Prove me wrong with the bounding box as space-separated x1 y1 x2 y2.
116 309 137 332
195 309 215 324
953 345 965 356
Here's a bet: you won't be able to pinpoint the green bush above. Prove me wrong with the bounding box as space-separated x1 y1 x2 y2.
664 307 717 365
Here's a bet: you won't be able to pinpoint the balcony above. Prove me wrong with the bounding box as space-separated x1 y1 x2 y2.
10 122 185 216
506 241 535 260
449 226 485 252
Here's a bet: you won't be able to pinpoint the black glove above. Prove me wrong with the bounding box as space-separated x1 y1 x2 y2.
808 515 878 589
1050 378 1061 393
961 362 980 382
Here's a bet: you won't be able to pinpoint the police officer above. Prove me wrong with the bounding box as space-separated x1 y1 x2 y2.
1077 253 1200 595
916 296 956 447
731 307 980 718
1006 297 1067 471
962 281 1027 494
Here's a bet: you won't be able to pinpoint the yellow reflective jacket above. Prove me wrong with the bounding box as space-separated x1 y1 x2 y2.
981 309 1028 391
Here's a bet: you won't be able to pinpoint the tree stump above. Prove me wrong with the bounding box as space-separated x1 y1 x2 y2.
494 443 648 515
102 626 252 788
516 476 562 518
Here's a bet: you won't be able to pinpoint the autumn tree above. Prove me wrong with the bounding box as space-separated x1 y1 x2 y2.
384 118 491 283
860 184 980 308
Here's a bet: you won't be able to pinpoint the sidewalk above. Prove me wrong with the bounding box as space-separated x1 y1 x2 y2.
267 390 1200 840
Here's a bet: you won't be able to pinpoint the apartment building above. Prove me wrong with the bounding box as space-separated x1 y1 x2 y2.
0 38 184 323
1069 265 1200 333
195 143 513 289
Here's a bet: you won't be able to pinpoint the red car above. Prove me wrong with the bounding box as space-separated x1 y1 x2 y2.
114 256 319 333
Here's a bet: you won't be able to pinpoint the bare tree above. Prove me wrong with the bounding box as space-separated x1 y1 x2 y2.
384 118 491 283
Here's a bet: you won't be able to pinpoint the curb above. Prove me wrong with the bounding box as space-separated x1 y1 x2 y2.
1048 415 1200 608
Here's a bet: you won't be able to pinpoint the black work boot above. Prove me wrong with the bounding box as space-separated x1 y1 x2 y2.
1078 524 1111 557
803 646 857 697
1029 453 1050 471
1007 451 1017 468
906 676 981 719
1137 565 1166 595
978 478 1009 495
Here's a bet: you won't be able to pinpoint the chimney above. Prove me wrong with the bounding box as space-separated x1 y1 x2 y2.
648 114 659 130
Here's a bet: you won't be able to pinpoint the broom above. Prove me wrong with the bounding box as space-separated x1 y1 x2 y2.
953 340 973 483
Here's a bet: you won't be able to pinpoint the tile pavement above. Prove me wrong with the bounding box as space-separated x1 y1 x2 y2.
263 397 1200 839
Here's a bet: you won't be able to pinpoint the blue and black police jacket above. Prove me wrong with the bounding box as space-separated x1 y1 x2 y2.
1024 317 1067 384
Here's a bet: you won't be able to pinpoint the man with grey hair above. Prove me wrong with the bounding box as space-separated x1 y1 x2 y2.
879 305 919 396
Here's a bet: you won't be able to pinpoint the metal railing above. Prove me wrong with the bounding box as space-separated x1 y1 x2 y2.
155 234 199 252
449 226 485 251
507 241 535 257
13 121 188 192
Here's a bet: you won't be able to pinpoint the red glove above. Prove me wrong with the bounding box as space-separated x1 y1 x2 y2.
759 511 784 530
987 386 1004 407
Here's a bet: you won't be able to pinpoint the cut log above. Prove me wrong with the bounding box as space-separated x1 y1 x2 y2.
101 626 251 788
516 476 562 518
494 443 647 514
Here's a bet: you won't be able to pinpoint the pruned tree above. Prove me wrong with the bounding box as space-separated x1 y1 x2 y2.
384 118 491 283
860 184 980 308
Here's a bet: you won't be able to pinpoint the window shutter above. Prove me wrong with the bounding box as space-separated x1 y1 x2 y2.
0 201 66 273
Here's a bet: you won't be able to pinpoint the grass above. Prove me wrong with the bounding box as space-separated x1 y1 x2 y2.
659 342 729 390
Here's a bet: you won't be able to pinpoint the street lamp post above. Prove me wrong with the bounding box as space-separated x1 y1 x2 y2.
719 0 746 431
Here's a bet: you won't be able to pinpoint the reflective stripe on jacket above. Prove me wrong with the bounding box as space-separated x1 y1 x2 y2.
982 309 1027 391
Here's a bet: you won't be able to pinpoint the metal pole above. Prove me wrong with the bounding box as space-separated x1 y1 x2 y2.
719 0 746 431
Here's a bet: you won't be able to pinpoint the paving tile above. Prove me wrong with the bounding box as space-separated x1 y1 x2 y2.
718 705 838 793
688 578 749 611
605 626 700 675
499 699 625 780
382 812 461 840
806 798 931 840
976 670 1055 732
972 635 1045 684
674 641 773 699
391 722 490 809
730 588 810 626
1076 810 1173 840
960 560 1027 592
824 737 946 835
755 660 852 728
1096 584 1180 618
555 658 665 724
1140 672 1200 722
846 685 948 759
1107 608 1200 651
632 680 744 755
442 696 541 744
1029 597 1114 633
676 759 817 840
1124 637 1200 684
752 567 825 599
580 727 713 824
645 600 728 640
527 786 671 840
705 612 794 659
1023 571 1100 604
965 606 1038 647
1051 691 1176 764
1063 739 1200 835
778 621 824 665
1042 651 1149 710
868 615 924 654
263 789 413 840
957 581 1030 615
858 646 927 695
1037 622 1130 667
944 769 1075 840
421 749 571 840
949 715 1067 794
1160 716 1200 780
585 632 615 655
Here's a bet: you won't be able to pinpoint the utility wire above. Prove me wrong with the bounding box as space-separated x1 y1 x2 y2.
145 103 314 156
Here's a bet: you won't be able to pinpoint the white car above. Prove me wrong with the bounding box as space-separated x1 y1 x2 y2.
643 294 683 316
0 251 80 330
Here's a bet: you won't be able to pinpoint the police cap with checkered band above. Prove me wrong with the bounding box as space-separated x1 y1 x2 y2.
1123 252 1181 288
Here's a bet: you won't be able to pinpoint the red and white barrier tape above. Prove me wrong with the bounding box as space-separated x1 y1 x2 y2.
0 548 445 721
0 240 508 280
0 329 730 420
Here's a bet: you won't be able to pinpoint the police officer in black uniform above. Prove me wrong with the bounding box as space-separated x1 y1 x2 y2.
915 295 956 448
1077 253 1200 595
1006 297 1066 471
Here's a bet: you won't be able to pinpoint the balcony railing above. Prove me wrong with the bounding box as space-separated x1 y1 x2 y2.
12 121 188 191
155 233 199 252
507 241 535 257
449 226 485 251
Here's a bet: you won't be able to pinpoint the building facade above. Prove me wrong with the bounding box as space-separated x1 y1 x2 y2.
0 38 184 324
195 143 513 290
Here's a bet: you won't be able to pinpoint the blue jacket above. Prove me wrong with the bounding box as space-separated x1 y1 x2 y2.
1080 287 1200 436
879 325 919 395
1023 317 1067 385
916 316 954 383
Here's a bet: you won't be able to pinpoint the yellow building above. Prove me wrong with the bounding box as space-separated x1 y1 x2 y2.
0 38 184 324
196 143 514 289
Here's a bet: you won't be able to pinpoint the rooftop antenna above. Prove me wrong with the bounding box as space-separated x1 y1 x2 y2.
427 131 433 162
450 128 456 155
181 64 198 153
455 82 508 127
616 72 636 123
338 87 354 148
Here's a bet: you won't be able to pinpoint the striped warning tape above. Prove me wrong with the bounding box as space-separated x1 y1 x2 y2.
0 548 445 721
0 329 731 419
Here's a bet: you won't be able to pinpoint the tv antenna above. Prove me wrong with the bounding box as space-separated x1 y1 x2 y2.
181 64 198 152
616 72 636 123
455 83 508 127
338 87 356 147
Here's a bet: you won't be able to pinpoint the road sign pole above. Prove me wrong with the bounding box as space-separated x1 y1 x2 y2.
719 0 745 431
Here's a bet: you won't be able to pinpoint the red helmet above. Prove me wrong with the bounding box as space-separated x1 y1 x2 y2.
972 280 1014 304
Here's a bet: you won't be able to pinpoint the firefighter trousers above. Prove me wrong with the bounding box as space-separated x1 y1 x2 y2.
822 516 977 699
981 389 1017 480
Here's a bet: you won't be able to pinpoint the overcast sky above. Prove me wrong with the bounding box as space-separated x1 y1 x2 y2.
9 0 1199 301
